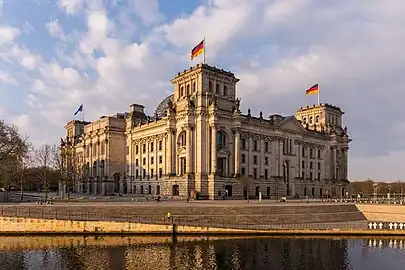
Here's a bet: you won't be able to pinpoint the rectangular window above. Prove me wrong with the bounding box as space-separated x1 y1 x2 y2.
241 167 246 176
302 147 305 157
253 168 257 179
151 157 154 165
150 142 154 152
135 145 139 154
159 156 163 164
135 169 139 178
140 185 144 194
148 185 152 194
253 156 258 165
310 172 313 180
318 172 321 180
241 154 246 163
265 169 268 179
142 144 146 153
301 171 305 178
142 169 146 178
310 162 313 169
159 168 163 178
241 138 246 149
318 149 321 159
318 162 321 170
302 161 305 169
253 140 258 151
310 148 313 158
159 140 162 151
135 159 139 166
265 157 269 165
151 169 154 178
156 185 160 195
265 142 269 152
143 158 146 165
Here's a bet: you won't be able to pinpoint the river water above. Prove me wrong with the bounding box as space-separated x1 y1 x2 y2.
0 236 404 270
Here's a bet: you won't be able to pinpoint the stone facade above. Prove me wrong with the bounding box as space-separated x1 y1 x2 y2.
61 63 351 199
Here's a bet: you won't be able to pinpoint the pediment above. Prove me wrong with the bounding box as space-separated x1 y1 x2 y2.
277 116 307 133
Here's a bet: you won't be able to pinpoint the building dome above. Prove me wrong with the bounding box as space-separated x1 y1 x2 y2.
154 94 174 118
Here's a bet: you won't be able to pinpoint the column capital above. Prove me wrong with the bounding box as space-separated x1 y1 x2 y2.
232 127 241 134
210 123 219 129
166 127 176 133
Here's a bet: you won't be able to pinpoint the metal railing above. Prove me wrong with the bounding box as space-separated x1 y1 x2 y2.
0 206 368 230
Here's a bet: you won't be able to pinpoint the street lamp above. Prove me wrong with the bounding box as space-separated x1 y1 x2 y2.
388 184 391 201
373 183 378 202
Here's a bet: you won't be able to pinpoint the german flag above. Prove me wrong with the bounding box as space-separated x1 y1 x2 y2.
305 84 319 96
191 40 204 60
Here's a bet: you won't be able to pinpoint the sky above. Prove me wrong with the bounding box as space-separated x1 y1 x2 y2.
0 0 404 181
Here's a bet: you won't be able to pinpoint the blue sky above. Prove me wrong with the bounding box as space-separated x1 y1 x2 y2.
1 0 405 181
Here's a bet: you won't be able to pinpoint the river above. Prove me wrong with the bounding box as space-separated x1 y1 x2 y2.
0 236 404 269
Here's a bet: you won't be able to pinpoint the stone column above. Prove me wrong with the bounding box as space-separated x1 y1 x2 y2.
343 148 348 180
155 137 158 180
260 138 265 178
234 129 240 176
211 125 217 174
332 147 337 179
248 137 253 176
186 126 193 173
275 138 280 176
105 140 109 177
172 130 176 175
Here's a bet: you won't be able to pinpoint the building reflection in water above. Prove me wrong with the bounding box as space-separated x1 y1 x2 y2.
2 237 405 270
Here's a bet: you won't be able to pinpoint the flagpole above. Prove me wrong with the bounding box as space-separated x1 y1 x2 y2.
317 86 320 105
203 37 206 64
82 105 84 122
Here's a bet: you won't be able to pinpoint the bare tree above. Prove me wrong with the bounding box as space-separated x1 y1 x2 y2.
13 152 34 201
35 144 54 202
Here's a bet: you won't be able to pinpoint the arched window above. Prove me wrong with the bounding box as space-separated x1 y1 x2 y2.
186 84 190 95
180 86 184 97
223 85 227 96
192 81 196 92
216 83 220 94
178 131 186 146
309 116 313 124
216 131 227 148
209 81 213 93
315 115 319 123
303 117 307 124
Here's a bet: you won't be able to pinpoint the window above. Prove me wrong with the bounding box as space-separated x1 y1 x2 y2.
158 140 162 151
318 149 321 159
265 169 268 179
216 83 220 94
223 85 227 96
253 168 257 179
156 185 161 195
316 115 319 123
217 131 227 148
310 162 313 169
265 142 269 152
148 185 152 194
265 157 269 165
180 86 184 96
186 84 190 95
309 116 313 124
142 169 146 178
302 147 306 157
135 145 139 154
150 142 154 152
241 138 246 149
301 171 305 178
302 161 305 169
253 156 258 165
159 156 163 164
253 140 258 151
318 162 321 170
209 81 213 93
151 169 154 178
151 157 154 165
310 172 313 180
142 144 146 153
135 159 139 166
143 158 146 165
310 148 313 158
135 169 139 178
241 154 246 163
159 168 163 178
180 132 186 146
192 82 196 92
241 167 246 176
318 172 321 180
140 185 144 194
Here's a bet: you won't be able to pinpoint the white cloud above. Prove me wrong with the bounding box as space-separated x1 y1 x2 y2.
130 0 164 26
0 26 20 44
57 0 85 15
0 70 17 85
45 20 64 39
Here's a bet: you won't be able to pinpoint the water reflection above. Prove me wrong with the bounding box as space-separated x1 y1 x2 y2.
0 237 405 270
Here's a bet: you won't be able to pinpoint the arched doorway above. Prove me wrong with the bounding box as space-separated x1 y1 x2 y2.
225 185 233 197
113 173 120 194
172 185 179 196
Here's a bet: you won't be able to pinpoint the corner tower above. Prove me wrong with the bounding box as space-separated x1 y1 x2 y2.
295 103 344 131
170 64 240 112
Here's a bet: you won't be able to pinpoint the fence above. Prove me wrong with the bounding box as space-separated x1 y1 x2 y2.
0 206 368 230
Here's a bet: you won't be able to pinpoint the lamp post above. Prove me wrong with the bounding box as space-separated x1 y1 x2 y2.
388 184 391 201
373 183 378 202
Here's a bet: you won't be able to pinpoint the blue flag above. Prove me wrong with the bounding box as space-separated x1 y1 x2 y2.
74 104 83 115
